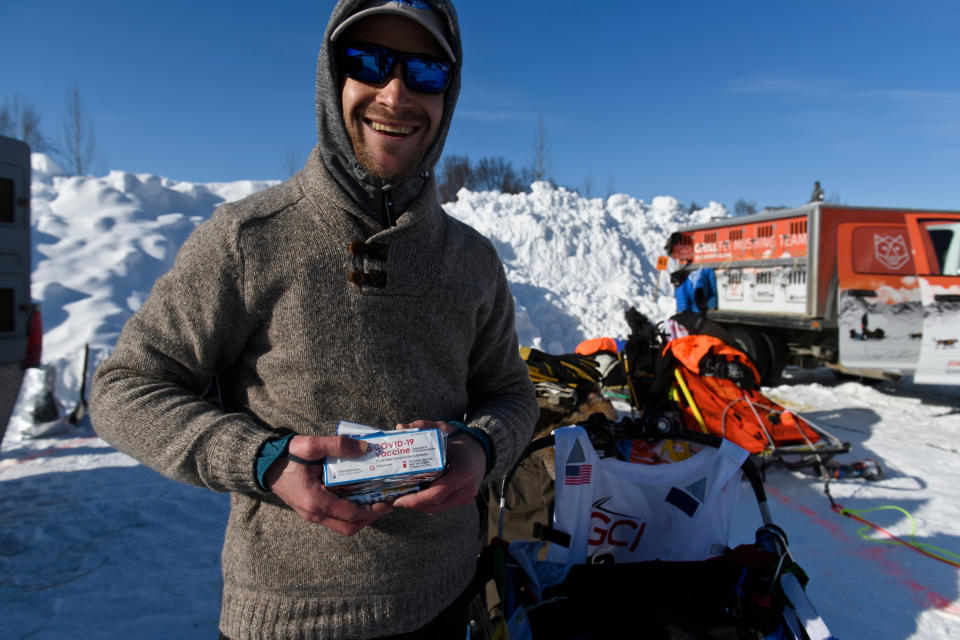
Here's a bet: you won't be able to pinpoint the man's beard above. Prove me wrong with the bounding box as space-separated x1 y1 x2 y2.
345 109 434 183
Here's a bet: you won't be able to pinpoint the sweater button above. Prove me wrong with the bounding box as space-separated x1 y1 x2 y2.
349 240 364 256
349 270 366 286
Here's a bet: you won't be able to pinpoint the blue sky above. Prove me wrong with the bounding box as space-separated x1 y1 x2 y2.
3 0 959 211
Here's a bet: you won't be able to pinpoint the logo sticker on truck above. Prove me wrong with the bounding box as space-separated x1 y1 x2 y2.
874 234 911 270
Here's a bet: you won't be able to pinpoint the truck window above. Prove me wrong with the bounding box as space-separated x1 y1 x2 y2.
0 177 13 223
1 174 20 334
1 289 12 332
852 226 914 274
925 222 960 276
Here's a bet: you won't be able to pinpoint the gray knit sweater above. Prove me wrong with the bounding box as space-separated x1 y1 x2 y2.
91 147 537 638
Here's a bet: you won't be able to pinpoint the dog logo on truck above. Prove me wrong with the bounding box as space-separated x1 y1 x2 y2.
874 233 910 271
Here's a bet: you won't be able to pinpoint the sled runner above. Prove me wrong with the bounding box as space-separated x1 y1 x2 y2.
482 414 835 640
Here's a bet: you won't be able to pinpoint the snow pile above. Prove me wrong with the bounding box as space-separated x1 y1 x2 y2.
445 183 728 352
30 155 727 363
30 155 276 361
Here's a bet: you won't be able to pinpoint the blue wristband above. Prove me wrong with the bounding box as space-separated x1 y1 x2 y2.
448 420 494 474
255 434 295 491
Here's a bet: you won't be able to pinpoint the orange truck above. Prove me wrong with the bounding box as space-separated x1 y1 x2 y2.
665 203 960 385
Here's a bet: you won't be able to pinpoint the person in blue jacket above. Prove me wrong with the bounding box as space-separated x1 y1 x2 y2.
672 267 717 315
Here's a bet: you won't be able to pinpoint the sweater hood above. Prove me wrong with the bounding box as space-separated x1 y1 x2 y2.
315 0 462 220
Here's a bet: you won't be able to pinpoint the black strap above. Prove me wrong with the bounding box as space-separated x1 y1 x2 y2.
283 451 325 466
533 522 572 548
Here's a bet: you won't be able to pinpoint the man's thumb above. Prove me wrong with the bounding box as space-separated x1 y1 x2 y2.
288 435 369 462
324 435 370 459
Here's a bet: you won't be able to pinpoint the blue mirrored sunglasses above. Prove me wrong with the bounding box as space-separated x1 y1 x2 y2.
338 43 451 95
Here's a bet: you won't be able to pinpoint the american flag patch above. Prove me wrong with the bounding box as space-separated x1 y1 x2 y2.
564 464 592 485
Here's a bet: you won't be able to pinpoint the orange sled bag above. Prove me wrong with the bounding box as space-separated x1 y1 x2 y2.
662 335 822 455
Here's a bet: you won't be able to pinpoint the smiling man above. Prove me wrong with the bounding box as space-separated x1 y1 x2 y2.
91 1 537 639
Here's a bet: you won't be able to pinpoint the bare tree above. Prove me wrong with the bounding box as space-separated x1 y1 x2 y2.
475 156 524 194
437 154 474 202
581 174 594 198
734 199 757 216
438 154 528 201
529 115 551 183
59 82 101 175
283 147 307 177
605 172 616 198
0 95 52 152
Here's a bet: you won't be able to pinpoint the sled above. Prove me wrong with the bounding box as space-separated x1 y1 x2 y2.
482 414 835 640
655 334 851 474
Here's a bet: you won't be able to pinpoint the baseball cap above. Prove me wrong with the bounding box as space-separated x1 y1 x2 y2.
331 0 456 62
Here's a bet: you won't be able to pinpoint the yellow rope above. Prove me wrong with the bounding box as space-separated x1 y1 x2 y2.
836 503 960 568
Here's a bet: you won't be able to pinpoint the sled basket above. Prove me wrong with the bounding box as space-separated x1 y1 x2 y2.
483 415 835 640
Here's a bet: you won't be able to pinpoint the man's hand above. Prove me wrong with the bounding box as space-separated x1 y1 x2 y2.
265 435 392 536
392 420 486 515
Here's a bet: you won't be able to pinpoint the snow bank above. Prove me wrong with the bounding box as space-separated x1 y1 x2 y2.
445 182 728 352
29 156 729 363
29 154 277 361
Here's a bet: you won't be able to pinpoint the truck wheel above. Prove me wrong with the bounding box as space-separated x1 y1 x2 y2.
727 326 772 384
759 330 786 384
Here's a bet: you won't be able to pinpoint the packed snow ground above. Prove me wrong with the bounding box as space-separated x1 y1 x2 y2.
2 156 959 639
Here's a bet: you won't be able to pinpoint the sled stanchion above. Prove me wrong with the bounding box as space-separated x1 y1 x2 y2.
67 343 90 425
741 456 773 525
673 369 708 433
741 391 778 451
622 354 639 418
497 489 506 541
